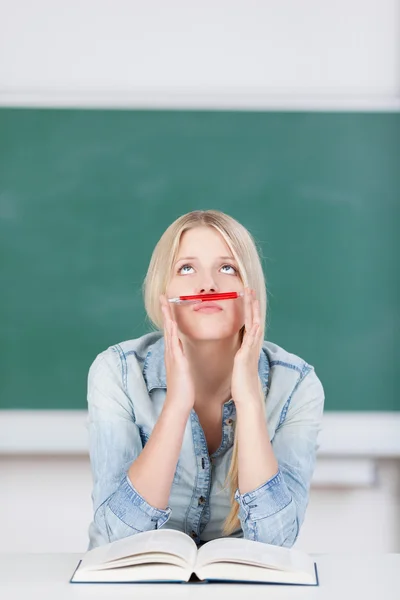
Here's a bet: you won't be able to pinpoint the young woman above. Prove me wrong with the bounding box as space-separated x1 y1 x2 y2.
87 210 324 550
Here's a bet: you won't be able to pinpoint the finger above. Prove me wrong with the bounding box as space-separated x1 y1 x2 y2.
160 295 172 328
160 298 172 355
244 323 260 349
252 291 261 326
244 287 253 334
251 294 262 349
160 296 167 327
161 296 180 356
162 311 170 357
170 320 181 356
166 301 177 327
171 321 186 363
169 318 176 352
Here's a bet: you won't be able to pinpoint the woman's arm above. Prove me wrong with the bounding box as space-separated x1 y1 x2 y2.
87 348 190 548
233 368 325 547
127 398 191 508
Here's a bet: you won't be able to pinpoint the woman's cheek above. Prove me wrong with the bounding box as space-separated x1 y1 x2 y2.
173 310 193 334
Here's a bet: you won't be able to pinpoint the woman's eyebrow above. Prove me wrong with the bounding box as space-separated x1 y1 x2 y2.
175 255 236 263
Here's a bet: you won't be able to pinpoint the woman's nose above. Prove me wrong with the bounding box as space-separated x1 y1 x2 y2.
196 273 219 293
198 279 218 293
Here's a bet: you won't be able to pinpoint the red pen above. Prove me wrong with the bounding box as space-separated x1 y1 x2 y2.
168 291 244 305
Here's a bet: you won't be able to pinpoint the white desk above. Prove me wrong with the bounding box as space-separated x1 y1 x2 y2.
1 553 399 600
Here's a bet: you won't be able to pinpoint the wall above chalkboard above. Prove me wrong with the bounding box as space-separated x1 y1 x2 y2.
0 108 398 410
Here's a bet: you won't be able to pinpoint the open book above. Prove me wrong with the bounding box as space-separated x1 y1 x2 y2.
70 529 318 585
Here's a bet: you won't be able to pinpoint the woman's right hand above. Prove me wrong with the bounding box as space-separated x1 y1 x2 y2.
160 295 195 412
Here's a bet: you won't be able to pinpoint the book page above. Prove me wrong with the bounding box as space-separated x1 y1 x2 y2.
72 562 193 583
79 529 197 572
195 562 316 585
87 552 189 571
196 537 314 574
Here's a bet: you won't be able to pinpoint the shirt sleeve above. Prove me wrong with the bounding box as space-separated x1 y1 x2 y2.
86 348 171 549
234 367 325 547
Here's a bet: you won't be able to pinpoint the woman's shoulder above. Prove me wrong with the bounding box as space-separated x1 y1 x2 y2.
261 339 324 421
87 331 164 384
262 339 313 373
90 331 163 366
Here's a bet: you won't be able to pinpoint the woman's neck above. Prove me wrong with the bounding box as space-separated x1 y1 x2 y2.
182 334 241 407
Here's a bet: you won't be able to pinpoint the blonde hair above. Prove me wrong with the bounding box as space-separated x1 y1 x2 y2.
142 210 268 536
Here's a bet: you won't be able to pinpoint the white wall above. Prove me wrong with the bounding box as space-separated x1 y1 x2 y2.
0 0 399 108
1 412 400 553
2 455 400 553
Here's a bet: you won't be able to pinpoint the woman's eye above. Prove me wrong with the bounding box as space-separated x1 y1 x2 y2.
179 264 194 274
178 264 237 274
220 264 237 274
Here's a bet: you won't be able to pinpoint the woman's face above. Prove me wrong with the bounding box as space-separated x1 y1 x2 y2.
166 226 245 341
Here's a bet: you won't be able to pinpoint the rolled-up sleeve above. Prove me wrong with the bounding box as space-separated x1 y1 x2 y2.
87 349 171 550
234 368 324 547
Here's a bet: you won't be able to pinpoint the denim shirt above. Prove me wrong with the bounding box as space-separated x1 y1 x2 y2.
86 331 324 550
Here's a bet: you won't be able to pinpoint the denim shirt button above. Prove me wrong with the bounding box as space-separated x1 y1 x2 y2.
190 530 197 538
225 418 233 425
198 496 206 505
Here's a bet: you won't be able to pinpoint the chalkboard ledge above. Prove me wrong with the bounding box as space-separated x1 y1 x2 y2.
0 411 399 459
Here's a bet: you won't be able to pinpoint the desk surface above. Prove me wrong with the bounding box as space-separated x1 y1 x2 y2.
1 553 399 599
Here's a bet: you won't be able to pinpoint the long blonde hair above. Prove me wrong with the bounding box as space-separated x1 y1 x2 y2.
142 210 268 535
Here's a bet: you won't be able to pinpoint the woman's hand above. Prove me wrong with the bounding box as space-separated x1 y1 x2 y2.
160 295 195 412
231 287 264 405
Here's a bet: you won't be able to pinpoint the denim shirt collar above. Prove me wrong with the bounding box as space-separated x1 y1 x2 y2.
143 335 270 396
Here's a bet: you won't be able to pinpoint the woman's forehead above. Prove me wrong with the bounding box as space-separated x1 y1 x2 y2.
178 227 232 255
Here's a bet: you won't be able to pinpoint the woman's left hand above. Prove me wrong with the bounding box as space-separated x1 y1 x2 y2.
231 287 263 405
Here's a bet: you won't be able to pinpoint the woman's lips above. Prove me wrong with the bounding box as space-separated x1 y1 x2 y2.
193 301 223 312
194 306 222 314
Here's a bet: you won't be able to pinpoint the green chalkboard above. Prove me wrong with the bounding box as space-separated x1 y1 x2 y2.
0 108 399 411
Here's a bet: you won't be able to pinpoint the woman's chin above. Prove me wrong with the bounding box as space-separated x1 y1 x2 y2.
182 327 238 342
